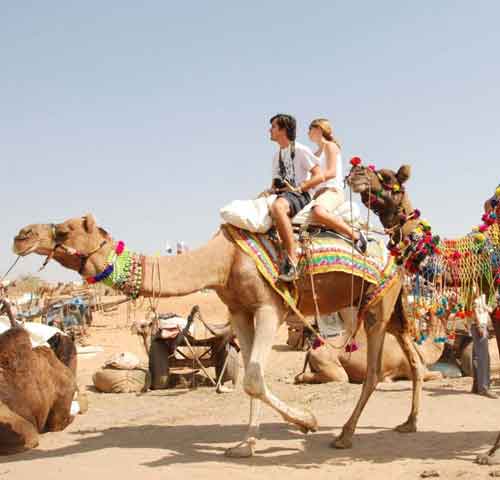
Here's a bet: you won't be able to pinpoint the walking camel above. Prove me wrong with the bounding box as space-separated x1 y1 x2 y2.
12 205 422 457
347 162 500 466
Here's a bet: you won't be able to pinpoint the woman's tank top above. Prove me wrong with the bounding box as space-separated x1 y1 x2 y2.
315 147 343 193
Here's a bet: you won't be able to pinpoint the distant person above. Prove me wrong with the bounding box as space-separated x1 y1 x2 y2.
471 294 497 399
165 242 174 256
176 240 187 255
484 190 500 362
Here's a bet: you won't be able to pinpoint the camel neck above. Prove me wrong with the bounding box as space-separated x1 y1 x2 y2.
139 230 234 297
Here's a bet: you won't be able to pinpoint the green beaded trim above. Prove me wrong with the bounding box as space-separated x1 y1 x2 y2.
103 248 142 299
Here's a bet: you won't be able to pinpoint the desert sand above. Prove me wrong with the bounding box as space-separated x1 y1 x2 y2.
1 291 499 479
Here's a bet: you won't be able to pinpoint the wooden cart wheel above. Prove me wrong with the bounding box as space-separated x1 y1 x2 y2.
149 339 170 390
215 343 240 386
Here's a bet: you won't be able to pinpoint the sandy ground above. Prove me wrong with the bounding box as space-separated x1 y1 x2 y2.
1 291 500 479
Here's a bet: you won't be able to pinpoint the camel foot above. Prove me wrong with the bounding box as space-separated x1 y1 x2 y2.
423 371 443 382
297 410 318 434
330 433 353 449
225 438 256 458
395 419 417 433
216 385 234 394
294 373 305 384
476 449 500 465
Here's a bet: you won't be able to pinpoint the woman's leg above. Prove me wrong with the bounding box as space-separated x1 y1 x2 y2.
312 205 359 241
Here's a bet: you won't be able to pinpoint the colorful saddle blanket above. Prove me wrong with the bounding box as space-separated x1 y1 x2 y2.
224 224 397 297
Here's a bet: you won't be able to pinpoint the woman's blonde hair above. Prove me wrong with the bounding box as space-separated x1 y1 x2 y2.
309 118 341 148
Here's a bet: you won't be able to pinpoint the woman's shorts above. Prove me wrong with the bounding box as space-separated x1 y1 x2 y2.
312 188 344 213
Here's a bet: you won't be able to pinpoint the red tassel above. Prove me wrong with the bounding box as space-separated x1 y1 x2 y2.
345 341 359 353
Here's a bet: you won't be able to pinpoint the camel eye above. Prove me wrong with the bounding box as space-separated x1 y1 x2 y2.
55 228 69 241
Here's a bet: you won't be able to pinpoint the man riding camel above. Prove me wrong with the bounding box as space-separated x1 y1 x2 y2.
267 114 323 281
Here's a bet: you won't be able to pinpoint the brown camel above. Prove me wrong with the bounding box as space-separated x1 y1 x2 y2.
13 213 423 456
295 309 444 384
0 298 86 454
347 163 500 466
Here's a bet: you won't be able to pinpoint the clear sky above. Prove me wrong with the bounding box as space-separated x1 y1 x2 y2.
1 1 499 282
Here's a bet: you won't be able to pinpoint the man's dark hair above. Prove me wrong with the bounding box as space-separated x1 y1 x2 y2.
270 114 296 141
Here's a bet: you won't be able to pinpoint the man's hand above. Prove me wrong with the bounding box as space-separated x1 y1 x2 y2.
257 189 272 198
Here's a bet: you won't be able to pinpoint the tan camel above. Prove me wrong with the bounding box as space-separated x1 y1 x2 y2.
295 309 444 384
13 213 423 456
0 298 86 454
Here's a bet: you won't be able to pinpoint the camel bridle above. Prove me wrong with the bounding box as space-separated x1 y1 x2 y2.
346 166 416 251
40 222 109 275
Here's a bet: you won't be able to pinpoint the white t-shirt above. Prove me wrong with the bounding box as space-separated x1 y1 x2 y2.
271 141 319 189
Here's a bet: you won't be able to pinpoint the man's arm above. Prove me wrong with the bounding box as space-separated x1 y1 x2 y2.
294 146 323 193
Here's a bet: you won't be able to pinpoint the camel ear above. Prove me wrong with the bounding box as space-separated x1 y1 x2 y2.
396 165 411 184
83 214 96 233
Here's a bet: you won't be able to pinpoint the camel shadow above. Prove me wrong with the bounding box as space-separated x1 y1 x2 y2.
4 422 497 469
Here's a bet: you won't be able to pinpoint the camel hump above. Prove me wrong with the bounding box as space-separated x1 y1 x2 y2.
0 328 32 362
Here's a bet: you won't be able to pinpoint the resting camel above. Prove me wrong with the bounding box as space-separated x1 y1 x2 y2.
0 298 85 454
13 211 423 456
295 309 444 384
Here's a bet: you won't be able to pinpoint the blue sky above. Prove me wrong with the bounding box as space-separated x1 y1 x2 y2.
1 1 499 282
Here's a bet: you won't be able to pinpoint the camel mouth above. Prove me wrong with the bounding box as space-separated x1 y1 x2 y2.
348 180 370 194
12 238 39 256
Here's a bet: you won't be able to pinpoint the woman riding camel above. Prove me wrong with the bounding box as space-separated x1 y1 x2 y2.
307 118 367 253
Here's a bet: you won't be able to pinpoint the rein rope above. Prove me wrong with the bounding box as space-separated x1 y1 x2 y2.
1 256 22 283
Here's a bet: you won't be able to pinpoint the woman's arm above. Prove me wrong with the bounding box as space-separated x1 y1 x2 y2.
322 142 340 181
299 165 323 193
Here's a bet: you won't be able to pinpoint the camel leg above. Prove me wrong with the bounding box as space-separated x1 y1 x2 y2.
393 331 423 433
332 312 388 449
294 350 349 384
295 369 348 384
0 400 39 454
245 306 318 429
476 432 500 465
227 305 318 458
225 310 262 458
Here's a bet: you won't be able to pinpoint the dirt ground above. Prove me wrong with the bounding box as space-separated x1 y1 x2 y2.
2 291 500 479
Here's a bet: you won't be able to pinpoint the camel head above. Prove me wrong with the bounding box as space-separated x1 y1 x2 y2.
346 162 412 230
13 214 113 278
131 318 154 354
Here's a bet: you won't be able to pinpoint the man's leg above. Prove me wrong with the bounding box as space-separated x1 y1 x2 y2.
472 325 496 398
493 309 500 360
270 198 296 264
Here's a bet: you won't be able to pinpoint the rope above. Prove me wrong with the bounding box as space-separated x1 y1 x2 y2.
147 257 162 333
1 256 21 283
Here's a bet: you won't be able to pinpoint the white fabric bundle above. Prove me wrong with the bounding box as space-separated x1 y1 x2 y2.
0 317 63 347
220 195 277 233
104 351 141 370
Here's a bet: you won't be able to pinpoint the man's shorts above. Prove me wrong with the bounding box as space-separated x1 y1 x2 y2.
311 188 344 213
278 191 312 217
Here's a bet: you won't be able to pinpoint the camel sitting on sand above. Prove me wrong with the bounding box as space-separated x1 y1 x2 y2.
295 309 444 384
0 298 86 454
13 212 424 456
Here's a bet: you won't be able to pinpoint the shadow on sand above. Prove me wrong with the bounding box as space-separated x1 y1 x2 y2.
5 422 497 469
